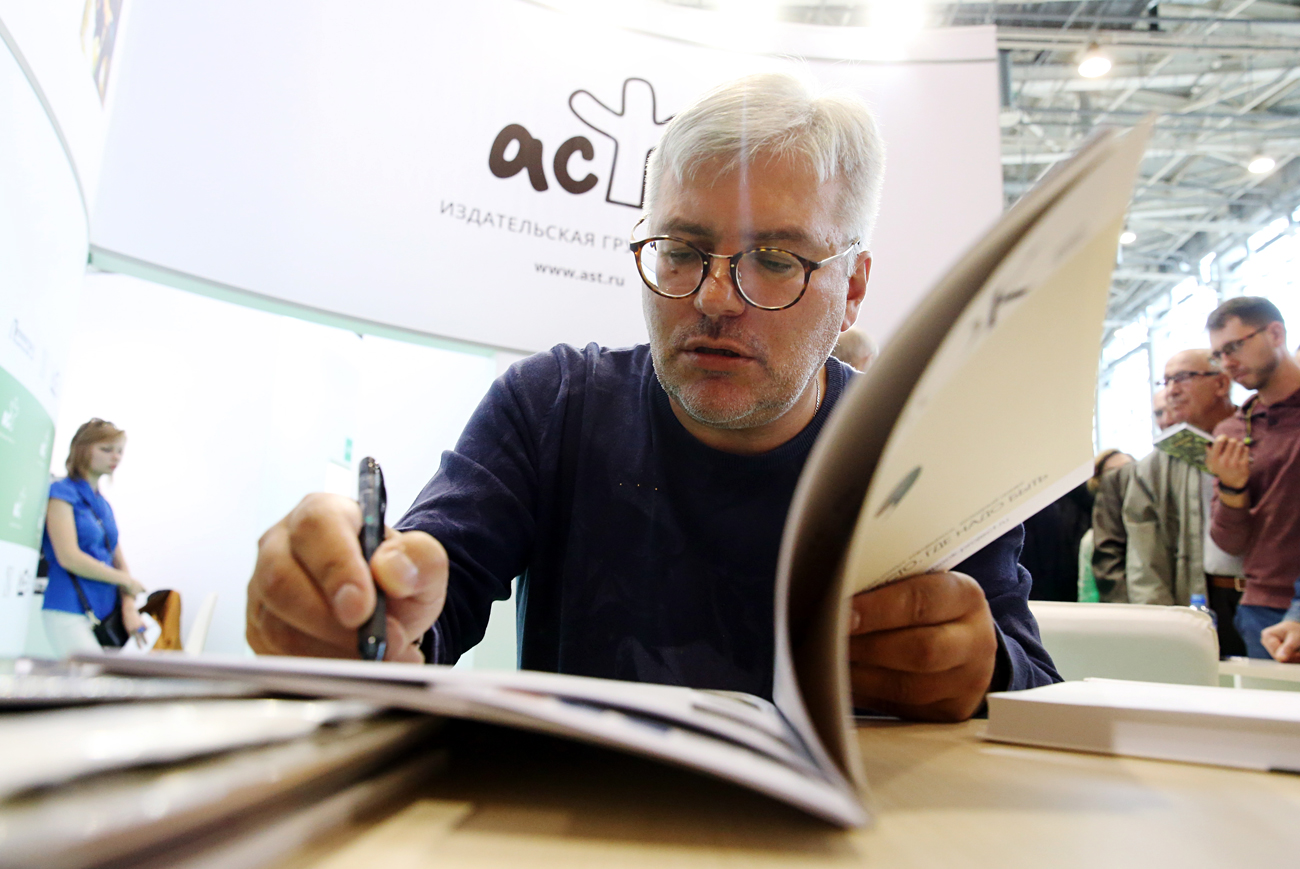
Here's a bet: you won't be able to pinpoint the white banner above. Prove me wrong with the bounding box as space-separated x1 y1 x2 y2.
0 4 109 654
92 1 1002 353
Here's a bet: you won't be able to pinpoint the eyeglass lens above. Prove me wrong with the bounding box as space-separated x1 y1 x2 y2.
1161 371 1216 386
638 239 806 309
1211 327 1263 362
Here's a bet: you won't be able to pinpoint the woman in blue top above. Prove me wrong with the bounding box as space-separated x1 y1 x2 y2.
41 418 146 655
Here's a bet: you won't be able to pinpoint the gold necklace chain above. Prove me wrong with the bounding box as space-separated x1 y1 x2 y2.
814 372 822 415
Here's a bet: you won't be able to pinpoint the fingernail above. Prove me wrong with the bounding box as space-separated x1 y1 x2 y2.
850 610 861 633
378 549 418 596
333 584 365 623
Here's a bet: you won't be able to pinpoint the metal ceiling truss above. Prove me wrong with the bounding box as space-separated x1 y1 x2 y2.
661 0 1300 341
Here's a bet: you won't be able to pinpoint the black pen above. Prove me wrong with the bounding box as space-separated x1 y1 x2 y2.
357 457 388 661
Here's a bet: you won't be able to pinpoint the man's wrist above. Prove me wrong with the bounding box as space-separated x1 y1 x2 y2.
1216 479 1248 495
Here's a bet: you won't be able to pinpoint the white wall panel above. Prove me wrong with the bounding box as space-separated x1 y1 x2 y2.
48 272 496 656
92 1 1001 353
0 23 92 655
0 0 119 212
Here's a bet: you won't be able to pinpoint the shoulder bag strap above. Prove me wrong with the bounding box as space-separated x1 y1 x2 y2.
67 575 103 627
74 479 114 547
65 478 116 625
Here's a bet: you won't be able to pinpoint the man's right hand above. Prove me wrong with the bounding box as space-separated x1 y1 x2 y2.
1261 620 1300 664
246 493 449 663
1206 435 1250 491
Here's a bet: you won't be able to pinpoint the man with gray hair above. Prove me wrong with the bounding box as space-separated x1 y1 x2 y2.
245 74 1058 721
1123 349 1244 655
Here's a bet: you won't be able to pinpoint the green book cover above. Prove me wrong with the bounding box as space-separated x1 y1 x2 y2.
1154 423 1215 472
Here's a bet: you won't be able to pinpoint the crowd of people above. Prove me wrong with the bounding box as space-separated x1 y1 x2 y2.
1030 296 1300 664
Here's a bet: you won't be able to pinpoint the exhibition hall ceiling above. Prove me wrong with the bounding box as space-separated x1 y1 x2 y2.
664 0 1300 340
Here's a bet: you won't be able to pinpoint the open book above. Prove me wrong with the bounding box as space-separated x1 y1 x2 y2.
81 120 1152 828
1154 421 1216 472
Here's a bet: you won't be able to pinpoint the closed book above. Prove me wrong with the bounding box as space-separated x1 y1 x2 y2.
1154 422 1216 472
985 678 1300 772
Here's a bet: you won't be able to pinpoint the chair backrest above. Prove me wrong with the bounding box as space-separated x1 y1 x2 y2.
1027 601 1219 686
184 592 218 655
141 589 183 651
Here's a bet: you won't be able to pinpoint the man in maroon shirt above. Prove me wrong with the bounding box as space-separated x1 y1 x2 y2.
1205 296 1300 659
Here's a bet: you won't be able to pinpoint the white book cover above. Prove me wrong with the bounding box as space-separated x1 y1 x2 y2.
985 678 1300 772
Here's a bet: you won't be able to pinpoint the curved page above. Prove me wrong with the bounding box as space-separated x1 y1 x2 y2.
78 652 867 827
769 122 1151 787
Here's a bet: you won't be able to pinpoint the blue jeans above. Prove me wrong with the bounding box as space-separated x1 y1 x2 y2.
1235 604 1288 659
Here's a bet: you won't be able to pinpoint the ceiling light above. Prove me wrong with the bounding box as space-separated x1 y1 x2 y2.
1248 155 1276 175
1120 230 1137 245
1077 44 1112 79
868 0 927 37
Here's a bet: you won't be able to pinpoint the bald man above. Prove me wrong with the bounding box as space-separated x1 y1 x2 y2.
1123 349 1244 655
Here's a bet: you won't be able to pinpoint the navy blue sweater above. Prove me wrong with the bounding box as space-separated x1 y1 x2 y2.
399 343 1059 698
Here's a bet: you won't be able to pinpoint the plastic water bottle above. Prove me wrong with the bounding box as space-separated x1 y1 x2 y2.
1190 593 1217 629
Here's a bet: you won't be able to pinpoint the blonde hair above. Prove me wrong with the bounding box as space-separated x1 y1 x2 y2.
66 418 125 479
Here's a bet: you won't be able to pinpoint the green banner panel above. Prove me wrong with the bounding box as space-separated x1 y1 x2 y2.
0 364 54 549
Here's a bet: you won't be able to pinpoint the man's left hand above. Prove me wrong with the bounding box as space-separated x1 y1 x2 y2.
848 572 999 722
1261 620 1300 663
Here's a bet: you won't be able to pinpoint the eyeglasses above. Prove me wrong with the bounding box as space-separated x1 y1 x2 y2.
629 231 860 312
1210 326 1267 363
1157 371 1219 388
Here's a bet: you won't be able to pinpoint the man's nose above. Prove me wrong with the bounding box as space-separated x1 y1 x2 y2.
694 255 746 317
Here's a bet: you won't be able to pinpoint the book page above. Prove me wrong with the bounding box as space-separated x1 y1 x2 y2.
77 652 868 827
768 126 1135 789
842 122 1151 592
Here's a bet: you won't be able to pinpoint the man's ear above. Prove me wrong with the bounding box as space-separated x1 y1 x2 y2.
1267 320 1288 349
842 253 871 331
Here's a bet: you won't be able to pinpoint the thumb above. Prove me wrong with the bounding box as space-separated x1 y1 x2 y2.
369 530 449 641
370 530 447 599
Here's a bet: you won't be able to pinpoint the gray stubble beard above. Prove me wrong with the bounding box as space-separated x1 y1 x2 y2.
645 295 843 432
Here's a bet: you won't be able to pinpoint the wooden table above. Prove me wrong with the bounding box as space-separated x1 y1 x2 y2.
276 719 1300 869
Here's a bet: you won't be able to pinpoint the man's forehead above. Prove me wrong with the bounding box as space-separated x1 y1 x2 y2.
653 167 843 247
657 216 815 246
1165 350 1213 372
1209 316 1251 340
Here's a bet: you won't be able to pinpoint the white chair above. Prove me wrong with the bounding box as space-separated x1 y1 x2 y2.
1027 601 1219 686
183 592 218 655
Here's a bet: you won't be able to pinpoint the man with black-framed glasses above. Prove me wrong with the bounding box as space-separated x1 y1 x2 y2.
1205 296 1300 659
245 73 1059 721
1123 349 1244 655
